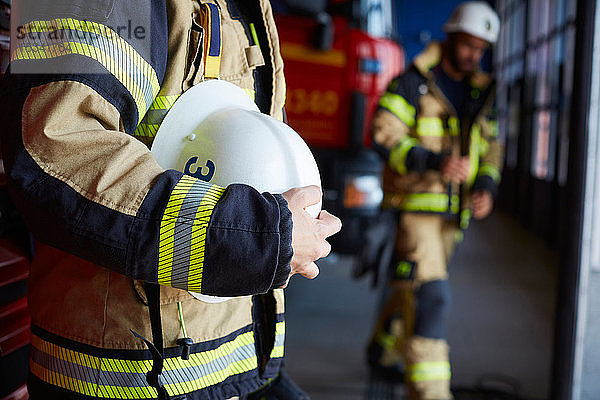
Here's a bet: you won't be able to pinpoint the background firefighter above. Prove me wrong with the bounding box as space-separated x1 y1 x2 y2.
365 2 503 399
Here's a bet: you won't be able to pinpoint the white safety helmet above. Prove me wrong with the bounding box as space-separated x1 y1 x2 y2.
151 80 322 303
442 1 500 45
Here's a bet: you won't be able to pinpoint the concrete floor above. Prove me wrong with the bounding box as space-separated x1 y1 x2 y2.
283 210 557 400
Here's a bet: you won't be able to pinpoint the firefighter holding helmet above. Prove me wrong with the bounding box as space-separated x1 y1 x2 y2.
366 2 503 399
0 0 341 399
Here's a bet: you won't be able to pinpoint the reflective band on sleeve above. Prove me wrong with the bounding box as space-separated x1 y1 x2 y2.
200 3 222 79
12 18 160 125
400 193 460 214
158 175 225 292
416 117 444 137
468 124 481 187
30 330 260 398
489 119 499 138
135 88 255 140
407 361 451 382
389 136 419 175
478 162 501 183
448 117 460 136
379 92 416 127
134 94 181 139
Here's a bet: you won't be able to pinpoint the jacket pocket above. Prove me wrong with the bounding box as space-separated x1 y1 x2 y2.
132 279 193 306
182 16 205 91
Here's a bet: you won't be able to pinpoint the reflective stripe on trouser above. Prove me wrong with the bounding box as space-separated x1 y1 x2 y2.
405 337 452 400
368 213 457 399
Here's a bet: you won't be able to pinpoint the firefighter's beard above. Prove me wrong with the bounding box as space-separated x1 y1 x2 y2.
448 41 476 76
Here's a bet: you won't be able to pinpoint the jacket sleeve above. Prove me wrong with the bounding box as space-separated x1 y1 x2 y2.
0 3 292 297
472 103 504 199
372 72 444 175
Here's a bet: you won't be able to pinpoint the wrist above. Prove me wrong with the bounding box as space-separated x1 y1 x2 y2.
272 194 293 288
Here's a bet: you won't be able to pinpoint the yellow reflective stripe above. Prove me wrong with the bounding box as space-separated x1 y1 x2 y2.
159 176 194 287
31 360 156 399
31 334 151 374
158 176 225 291
448 117 460 136
379 92 416 127
163 332 257 393
400 193 460 214
389 137 418 175
149 94 181 111
478 162 501 183
31 329 261 398
376 332 397 350
395 261 413 278
30 335 156 399
200 3 222 79
454 230 464 243
134 123 159 139
168 331 255 370
416 117 444 137
135 94 181 139
479 135 490 156
165 356 257 395
187 185 225 292
15 41 149 116
270 321 286 358
460 209 471 230
489 119 499 138
468 124 481 187
407 361 451 382
12 18 160 124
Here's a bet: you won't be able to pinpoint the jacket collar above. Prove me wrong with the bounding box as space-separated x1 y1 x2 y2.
413 41 492 90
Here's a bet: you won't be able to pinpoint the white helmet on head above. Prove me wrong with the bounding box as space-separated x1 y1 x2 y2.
151 80 322 303
442 1 500 44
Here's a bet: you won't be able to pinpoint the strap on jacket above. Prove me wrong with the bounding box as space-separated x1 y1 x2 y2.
199 2 222 79
131 282 170 400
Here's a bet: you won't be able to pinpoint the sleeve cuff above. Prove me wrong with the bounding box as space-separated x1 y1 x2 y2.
272 194 293 288
405 147 445 172
197 184 293 296
472 175 499 199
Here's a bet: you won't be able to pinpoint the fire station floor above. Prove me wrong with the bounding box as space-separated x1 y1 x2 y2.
284 210 558 400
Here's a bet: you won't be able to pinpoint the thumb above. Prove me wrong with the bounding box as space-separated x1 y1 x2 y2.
284 186 322 209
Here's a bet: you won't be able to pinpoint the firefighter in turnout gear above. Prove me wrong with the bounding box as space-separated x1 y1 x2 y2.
0 0 341 399
365 2 503 399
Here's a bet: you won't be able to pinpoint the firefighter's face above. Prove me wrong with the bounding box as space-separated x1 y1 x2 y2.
448 33 490 74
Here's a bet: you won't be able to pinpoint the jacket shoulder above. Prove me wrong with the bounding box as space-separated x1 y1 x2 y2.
385 65 427 107
11 0 169 133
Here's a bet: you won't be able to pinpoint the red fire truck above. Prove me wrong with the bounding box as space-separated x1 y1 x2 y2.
273 0 404 255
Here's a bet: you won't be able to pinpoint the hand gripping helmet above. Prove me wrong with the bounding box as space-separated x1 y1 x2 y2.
442 1 500 44
151 80 322 302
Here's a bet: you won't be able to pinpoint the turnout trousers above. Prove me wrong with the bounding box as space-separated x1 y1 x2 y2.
369 213 459 400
